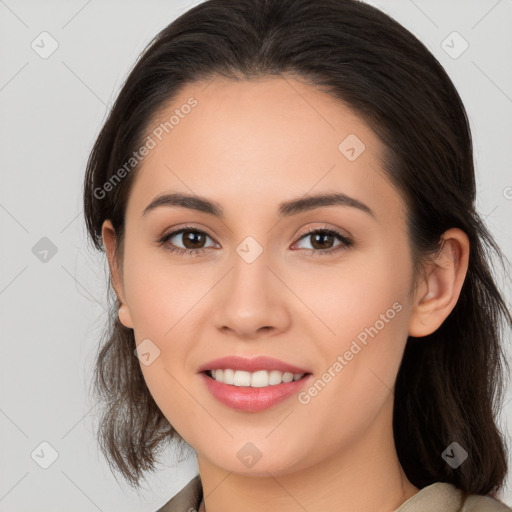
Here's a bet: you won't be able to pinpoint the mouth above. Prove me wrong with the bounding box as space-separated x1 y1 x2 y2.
199 369 314 412
202 369 312 387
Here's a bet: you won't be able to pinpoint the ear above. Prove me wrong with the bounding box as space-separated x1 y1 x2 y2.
408 228 470 337
101 219 133 329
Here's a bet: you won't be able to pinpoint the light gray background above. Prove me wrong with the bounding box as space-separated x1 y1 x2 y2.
1 0 511 510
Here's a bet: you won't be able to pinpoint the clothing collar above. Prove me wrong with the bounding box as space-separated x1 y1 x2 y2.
157 475 510 512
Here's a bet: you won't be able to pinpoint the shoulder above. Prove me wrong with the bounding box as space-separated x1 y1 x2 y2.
155 475 203 512
395 482 512 512
461 493 512 512
154 477 512 512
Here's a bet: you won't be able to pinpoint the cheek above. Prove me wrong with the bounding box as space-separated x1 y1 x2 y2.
296 265 410 449
121 244 205 414
299 241 412 395
122 241 204 338
290 246 411 342
124 256 198 438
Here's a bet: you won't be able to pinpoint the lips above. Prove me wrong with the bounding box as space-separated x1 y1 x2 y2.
197 355 311 375
199 371 314 412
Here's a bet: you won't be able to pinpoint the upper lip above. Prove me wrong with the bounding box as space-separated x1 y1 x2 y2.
197 356 311 375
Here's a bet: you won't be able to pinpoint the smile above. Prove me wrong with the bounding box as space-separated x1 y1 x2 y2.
206 369 306 387
201 370 313 412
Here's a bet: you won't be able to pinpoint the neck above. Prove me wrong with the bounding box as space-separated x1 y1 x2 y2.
196 398 419 512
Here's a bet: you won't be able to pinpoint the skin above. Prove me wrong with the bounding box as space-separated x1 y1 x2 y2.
102 75 469 512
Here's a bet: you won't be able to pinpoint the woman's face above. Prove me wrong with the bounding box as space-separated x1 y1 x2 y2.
105 76 421 476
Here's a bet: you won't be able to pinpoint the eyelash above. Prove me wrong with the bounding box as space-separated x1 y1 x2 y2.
156 225 354 257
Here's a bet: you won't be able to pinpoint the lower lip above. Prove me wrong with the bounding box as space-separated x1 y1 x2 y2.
200 372 313 412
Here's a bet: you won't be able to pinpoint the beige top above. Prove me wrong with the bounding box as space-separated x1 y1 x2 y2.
156 474 512 512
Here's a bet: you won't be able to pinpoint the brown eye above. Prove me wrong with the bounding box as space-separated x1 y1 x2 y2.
158 227 217 256
309 232 337 250
293 228 353 256
179 230 208 249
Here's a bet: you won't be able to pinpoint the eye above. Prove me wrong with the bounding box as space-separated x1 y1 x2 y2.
292 227 353 256
157 226 218 256
157 225 354 257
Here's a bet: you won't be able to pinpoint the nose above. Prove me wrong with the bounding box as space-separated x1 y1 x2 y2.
212 248 291 339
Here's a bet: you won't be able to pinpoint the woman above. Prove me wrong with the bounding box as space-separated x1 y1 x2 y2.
83 0 512 510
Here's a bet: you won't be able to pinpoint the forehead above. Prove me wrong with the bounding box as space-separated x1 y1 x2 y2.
127 75 406 226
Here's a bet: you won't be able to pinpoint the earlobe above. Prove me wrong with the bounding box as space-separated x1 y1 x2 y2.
408 228 470 338
118 304 134 329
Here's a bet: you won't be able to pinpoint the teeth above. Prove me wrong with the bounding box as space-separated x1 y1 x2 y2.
209 369 305 387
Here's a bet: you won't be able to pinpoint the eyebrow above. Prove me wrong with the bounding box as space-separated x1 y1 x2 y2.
142 192 376 219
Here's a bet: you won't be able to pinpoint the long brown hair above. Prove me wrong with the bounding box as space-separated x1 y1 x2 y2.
83 0 512 495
